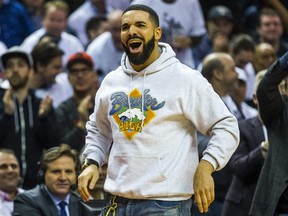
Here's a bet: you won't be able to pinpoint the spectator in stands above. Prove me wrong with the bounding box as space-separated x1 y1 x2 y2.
68 0 107 46
253 42 277 74
192 5 234 69
256 7 288 57
231 67 258 119
0 149 24 216
13 144 81 216
229 34 256 108
0 0 35 48
18 0 44 30
21 0 84 65
30 40 73 108
200 52 240 215
222 69 268 216
0 46 57 189
131 0 207 69
55 52 99 151
86 9 124 82
85 15 108 47
249 51 288 216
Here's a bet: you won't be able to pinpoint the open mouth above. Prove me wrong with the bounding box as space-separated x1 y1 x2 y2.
128 40 143 53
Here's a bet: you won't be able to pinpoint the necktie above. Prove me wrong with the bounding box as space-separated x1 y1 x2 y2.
58 201 67 216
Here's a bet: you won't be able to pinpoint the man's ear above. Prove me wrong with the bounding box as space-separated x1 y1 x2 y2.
213 69 223 81
154 27 162 40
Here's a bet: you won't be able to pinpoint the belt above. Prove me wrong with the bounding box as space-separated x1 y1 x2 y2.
108 195 130 205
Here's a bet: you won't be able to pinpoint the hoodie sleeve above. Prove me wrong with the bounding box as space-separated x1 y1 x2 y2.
82 92 113 165
184 71 239 171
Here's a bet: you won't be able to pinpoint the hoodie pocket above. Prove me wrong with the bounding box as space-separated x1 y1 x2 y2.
107 155 167 195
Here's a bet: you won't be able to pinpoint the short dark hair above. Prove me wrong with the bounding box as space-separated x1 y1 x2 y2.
257 7 281 27
39 144 80 173
229 34 255 56
31 40 64 71
85 15 107 38
122 4 159 27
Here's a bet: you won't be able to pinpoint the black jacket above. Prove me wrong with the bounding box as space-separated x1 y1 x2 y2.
55 97 93 151
250 61 288 215
13 184 81 216
0 88 58 189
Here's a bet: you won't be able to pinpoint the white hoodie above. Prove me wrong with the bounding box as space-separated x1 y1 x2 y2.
83 43 239 200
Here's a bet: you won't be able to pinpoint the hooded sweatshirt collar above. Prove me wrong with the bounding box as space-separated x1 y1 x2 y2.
121 42 179 76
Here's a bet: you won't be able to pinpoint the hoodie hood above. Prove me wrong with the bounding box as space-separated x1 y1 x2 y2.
121 42 179 75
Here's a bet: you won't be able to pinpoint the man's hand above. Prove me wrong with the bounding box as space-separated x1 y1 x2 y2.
77 95 92 129
38 95 53 117
173 35 192 49
193 160 215 213
3 87 14 115
78 164 99 202
212 33 229 52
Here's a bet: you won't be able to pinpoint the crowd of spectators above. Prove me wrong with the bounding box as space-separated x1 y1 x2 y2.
1 0 288 215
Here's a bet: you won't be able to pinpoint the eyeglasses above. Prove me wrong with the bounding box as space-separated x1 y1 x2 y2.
69 67 93 76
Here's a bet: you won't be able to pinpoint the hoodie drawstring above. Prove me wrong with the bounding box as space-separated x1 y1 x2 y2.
141 70 148 129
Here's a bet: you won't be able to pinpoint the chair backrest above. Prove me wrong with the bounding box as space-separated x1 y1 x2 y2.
79 199 107 216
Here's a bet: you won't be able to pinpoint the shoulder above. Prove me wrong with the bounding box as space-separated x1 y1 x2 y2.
15 185 43 201
61 32 83 44
86 32 112 52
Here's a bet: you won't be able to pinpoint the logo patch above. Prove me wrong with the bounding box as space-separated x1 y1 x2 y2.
109 88 165 140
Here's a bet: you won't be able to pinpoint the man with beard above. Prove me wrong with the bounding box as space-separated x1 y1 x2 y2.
78 4 239 216
0 46 58 189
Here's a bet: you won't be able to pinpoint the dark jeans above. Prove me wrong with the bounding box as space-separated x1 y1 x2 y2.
100 196 192 216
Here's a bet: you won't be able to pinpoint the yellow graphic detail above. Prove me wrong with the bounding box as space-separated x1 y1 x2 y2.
112 89 156 140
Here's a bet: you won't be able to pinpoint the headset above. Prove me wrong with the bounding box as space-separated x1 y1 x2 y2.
37 144 81 186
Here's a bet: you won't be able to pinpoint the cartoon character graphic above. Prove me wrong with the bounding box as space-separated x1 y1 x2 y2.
118 108 146 122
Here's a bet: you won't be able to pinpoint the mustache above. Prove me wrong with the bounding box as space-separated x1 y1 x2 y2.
126 35 143 44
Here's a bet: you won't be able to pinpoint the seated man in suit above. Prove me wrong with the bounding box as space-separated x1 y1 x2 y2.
13 144 81 216
0 148 24 216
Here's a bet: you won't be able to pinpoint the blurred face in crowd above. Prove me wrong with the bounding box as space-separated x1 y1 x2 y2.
87 20 109 42
254 43 276 73
258 15 283 43
207 18 233 39
0 152 20 194
219 56 238 94
4 57 31 90
233 50 255 69
38 56 62 85
43 6 67 37
121 10 161 67
108 10 124 51
68 62 98 94
44 156 76 200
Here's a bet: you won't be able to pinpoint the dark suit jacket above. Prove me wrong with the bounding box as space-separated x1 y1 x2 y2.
222 117 265 216
13 184 81 216
250 61 288 216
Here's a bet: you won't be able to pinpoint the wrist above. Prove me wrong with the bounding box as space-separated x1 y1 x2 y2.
81 158 99 171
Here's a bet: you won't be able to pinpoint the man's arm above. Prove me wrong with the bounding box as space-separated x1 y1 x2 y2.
257 52 288 125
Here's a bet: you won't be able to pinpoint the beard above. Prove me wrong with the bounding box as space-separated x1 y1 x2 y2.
9 75 29 90
123 35 155 65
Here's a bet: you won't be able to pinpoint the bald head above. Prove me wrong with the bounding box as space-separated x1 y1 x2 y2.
254 43 276 72
202 52 234 81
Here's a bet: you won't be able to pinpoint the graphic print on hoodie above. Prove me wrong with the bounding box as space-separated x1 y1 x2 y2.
109 88 165 140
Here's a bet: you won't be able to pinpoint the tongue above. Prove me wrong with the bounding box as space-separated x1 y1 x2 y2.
129 45 141 54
